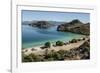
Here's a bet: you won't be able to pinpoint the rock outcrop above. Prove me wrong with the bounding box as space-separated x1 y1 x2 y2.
57 19 90 35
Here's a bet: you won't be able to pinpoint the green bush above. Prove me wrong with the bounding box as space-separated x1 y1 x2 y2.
22 53 43 62
22 55 33 62
29 53 42 62
52 52 62 60
70 39 77 43
44 42 51 48
83 37 85 40
45 50 65 60
56 41 64 46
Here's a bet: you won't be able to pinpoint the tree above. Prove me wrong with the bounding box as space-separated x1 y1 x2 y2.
56 41 64 46
70 39 77 43
45 42 51 48
82 37 85 40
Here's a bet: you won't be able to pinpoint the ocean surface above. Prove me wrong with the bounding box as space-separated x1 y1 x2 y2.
22 25 84 48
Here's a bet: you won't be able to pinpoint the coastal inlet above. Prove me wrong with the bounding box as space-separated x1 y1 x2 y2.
22 20 85 49
22 20 90 62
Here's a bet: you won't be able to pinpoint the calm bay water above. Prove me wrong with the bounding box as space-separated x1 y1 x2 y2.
22 25 84 48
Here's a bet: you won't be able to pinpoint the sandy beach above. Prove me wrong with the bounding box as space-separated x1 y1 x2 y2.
22 36 89 55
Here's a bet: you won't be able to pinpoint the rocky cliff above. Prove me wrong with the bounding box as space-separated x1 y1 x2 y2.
57 19 90 35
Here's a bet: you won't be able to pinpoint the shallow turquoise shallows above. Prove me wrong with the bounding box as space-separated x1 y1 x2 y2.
22 25 84 48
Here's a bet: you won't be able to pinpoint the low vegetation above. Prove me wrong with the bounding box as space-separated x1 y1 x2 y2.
44 42 51 48
22 39 90 62
56 41 64 46
69 39 78 43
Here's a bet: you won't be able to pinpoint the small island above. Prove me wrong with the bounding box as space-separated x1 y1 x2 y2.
28 21 54 29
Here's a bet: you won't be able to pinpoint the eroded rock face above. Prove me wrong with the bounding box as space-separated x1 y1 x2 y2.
64 39 90 60
29 21 52 29
77 39 90 59
57 19 90 35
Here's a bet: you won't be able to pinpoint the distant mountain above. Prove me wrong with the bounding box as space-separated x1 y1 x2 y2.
47 21 66 26
22 21 65 25
22 20 66 29
28 21 54 29
57 19 90 35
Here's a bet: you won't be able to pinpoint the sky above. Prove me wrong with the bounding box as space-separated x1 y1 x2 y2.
22 10 90 23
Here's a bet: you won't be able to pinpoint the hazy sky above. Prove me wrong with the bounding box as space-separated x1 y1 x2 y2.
22 10 90 23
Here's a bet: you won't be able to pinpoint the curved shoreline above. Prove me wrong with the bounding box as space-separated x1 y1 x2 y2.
22 36 89 55
22 34 85 49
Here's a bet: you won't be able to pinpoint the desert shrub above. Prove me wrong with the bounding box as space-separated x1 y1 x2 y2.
22 53 43 62
70 39 77 43
57 50 65 55
56 41 64 46
45 52 52 59
83 37 85 40
52 52 61 60
44 42 51 48
57 50 66 58
28 53 42 62
45 50 63 60
22 55 33 62
77 39 81 41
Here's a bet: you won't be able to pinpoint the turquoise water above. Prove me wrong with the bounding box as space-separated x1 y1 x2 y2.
22 25 84 48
